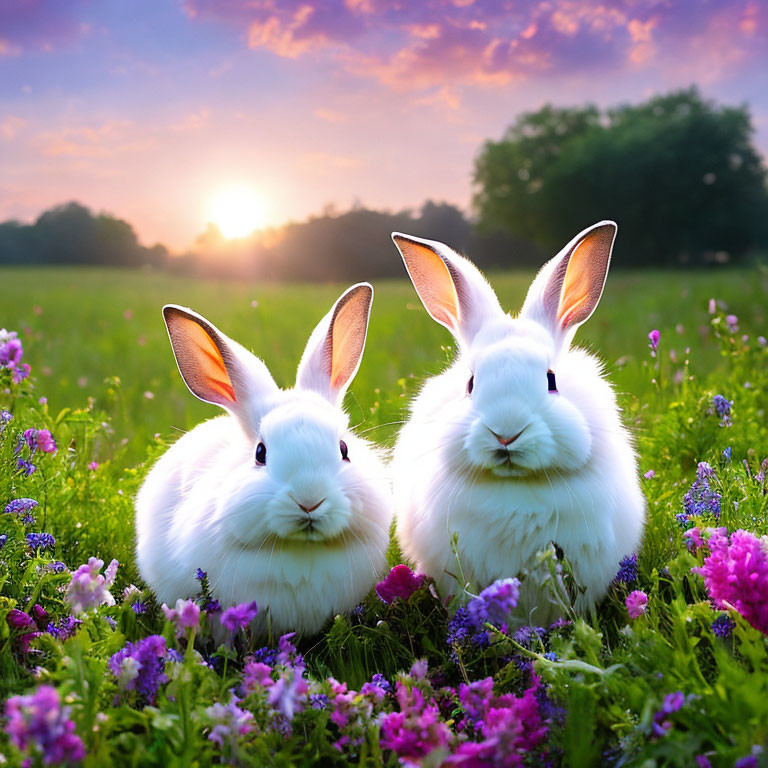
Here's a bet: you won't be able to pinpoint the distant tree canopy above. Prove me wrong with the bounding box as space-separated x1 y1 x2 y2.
473 88 768 265
0 202 168 268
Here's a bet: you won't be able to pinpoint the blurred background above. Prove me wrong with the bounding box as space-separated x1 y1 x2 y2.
1 0 767 277
2 1 768 464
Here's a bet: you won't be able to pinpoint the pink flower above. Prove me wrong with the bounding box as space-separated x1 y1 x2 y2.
65 557 118 614
643 469 655 480
376 565 425 604
692 528 768 634
88 461 99 471
626 590 648 619
242 661 274 692
648 329 660 352
683 527 705 552
162 598 200 633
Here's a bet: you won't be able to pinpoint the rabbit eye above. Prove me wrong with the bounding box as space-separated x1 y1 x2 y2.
340 439 349 461
255 442 267 465
547 370 558 393
467 375 474 396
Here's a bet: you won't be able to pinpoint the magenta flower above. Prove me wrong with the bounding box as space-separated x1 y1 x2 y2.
683 527 705 552
692 528 768 635
7 609 36 630
220 600 259 633
65 557 118 614
380 682 452 763
242 661 274 692
162 598 201 634
88 461 99 471
643 469 655 479
626 590 648 619
376 565 425 604
648 329 660 353
4 685 85 765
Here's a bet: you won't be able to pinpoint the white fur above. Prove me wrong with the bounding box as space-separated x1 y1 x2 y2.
135 289 392 636
392 228 645 622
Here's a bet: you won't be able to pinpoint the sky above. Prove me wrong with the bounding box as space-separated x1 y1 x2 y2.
1 0 767 252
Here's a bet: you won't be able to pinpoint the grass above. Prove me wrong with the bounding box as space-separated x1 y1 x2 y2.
1 264 768 766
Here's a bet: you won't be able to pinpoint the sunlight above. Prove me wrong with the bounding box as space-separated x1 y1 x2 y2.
206 185 267 239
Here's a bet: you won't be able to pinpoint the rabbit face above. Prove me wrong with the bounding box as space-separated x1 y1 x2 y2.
461 318 592 477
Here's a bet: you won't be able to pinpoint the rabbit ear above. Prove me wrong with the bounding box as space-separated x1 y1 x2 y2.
391 232 503 344
520 221 616 345
296 283 373 404
163 305 277 434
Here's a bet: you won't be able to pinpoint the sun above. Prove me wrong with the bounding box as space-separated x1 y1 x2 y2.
206 185 267 239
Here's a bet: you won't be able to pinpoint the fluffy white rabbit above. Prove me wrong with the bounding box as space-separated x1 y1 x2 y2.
391 222 645 622
135 284 392 635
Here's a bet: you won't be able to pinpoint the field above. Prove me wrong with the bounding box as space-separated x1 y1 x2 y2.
2 264 768 766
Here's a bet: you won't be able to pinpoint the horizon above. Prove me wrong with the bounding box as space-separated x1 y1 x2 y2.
2 0 767 251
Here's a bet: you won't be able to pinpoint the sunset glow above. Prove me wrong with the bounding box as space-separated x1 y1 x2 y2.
206 186 267 239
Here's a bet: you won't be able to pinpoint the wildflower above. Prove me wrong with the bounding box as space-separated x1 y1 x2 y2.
277 632 302 667
23 428 57 454
267 666 309 720
17 457 36 476
380 682 452 764
467 577 520 627
376 564 425 604
7 609 36 630
681 466 721 522
108 635 168 703
616 553 638 584
0 409 13 431
722 446 732 461
652 691 685 737
206 693 255 757
309 693 329 709
683 527 705 552
643 469 655 479
693 528 768 635
195 567 207 581
242 661 274 692
4 685 85 765
220 600 259 633
626 590 648 619
12 364 30 384
711 613 736 638
205 598 221 614
132 602 147 614
4 495 39 513
162 598 201 633
0 534 7 549
46 616 82 641
48 561 67 574
725 314 739 332
0 331 24 369
648 329 660 354
87 461 99 471
26 532 55 551
712 394 732 423
65 557 119 614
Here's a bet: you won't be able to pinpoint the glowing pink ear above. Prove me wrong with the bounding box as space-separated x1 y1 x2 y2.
163 306 238 407
296 283 373 403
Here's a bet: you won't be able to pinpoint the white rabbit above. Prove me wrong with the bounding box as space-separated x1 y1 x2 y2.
135 284 392 635
391 222 645 622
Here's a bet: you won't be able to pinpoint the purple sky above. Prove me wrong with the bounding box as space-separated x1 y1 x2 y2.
1 0 767 251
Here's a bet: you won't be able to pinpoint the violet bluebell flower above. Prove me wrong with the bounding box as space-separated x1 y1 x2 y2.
722 446 732 461
616 553 638 583
48 561 67 574
712 394 732 424
26 532 55 551
195 567 207 580
0 409 13 432
0 534 7 549
652 691 685 737
5 498 38 515
680 466 721 523
4 685 85 765
711 613 736 638
309 693 329 710
46 616 82 640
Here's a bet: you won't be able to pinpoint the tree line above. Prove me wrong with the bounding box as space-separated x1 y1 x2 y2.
1 87 766 277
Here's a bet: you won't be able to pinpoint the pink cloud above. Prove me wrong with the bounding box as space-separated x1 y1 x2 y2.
184 0 768 92
0 0 91 53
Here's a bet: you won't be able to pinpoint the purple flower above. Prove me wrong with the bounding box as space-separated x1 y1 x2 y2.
23 428 57 454
87 461 99 471
12 363 30 384
375 564 425 604
162 598 201 633
693 528 768 635
309 693 329 709
0 331 24 368
711 613 736 638
0 409 13 431
206 693 254 755
26 532 55 551
205 598 221 614
48 561 67 574
7 609 36 630
681 468 721 523
108 635 168 703
267 666 308 720
195 567 207 581
467 577 521 627
5 498 38 516
220 600 259 633
652 691 685 737
0 534 7 549
643 469 655 479
46 616 82 640
712 394 732 419
17 458 36 476
648 329 660 352
132 602 147 614
725 314 739 331
626 590 648 619
65 557 118 614
242 661 274 692
4 685 85 765
616 553 638 584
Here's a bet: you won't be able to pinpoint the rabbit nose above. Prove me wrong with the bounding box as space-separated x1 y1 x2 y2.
297 499 325 514
491 427 526 447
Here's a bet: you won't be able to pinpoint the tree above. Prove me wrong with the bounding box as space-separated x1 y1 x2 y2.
473 88 768 265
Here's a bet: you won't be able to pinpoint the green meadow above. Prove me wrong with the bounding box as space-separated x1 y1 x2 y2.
4 265 767 467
